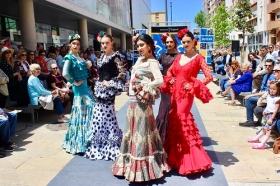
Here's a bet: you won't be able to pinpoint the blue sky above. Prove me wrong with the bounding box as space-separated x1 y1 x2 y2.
151 0 203 29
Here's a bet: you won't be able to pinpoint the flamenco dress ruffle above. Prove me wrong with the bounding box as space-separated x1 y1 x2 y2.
84 80 124 161
161 76 213 175
111 74 170 182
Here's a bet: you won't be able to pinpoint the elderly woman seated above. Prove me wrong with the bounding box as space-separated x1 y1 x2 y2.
222 62 253 106
27 64 69 123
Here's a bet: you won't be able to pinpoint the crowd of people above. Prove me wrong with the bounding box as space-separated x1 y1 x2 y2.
212 42 280 149
1 26 280 182
0 28 216 182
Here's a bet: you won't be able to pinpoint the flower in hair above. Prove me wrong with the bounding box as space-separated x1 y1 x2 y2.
193 38 198 46
97 31 106 42
132 33 140 43
161 32 169 44
177 28 189 40
69 33 80 40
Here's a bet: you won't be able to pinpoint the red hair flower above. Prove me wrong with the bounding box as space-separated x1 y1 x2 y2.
177 28 189 40
132 33 140 43
161 32 169 43
193 38 198 46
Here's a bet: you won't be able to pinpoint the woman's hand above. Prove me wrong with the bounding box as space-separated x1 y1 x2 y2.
267 118 273 125
102 80 110 88
184 83 189 90
17 74 22 81
73 80 84 86
51 89 58 95
169 78 176 85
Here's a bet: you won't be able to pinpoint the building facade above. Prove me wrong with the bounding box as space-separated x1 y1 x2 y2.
0 0 132 51
247 0 269 52
131 0 151 30
267 0 280 44
203 0 225 16
151 12 166 24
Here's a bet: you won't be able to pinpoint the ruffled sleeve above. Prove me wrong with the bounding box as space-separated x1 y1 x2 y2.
62 55 74 84
200 56 213 85
132 60 163 104
160 56 177 95
108 55 126 92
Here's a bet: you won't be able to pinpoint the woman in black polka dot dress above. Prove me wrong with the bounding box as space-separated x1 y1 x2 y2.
84 32 126 161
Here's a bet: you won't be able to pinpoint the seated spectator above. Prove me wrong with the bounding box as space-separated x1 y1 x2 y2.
252 45 275 93
254 65 280 133
248 52 260 73
248 81 280 149
56 49 67 74
0 69 9 109
86 60 98 91
216 63 231 95
0 108 17 152
47 63 73 107
239 59 275 127
36 50 49 81
28 64 68 123
223 60 242 100
46 53 57 72
222 62 252 106
15 49 30 78
27 50 37 65
0 47 29 105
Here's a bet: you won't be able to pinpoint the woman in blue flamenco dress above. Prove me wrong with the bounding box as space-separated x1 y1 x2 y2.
61 34 95 154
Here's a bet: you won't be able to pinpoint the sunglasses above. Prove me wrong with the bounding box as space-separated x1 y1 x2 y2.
29 53 35 56
21 54 27 56
52 67 58 70
4 51 11 54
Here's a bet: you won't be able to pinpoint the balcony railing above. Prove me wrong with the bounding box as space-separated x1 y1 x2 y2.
267 20 280 30
267 1 280 14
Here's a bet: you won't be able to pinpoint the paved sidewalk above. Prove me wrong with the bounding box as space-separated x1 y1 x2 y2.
1 85 280 185
196 82 280 185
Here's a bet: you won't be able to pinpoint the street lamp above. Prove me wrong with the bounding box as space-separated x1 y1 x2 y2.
170 1 172 22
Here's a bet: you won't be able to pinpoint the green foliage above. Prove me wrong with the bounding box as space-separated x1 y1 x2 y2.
232 0 255 35
194 10 207 28
211 2 233 47
231 0 254 60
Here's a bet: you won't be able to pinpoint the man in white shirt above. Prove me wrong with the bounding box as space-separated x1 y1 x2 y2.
271 42 280 64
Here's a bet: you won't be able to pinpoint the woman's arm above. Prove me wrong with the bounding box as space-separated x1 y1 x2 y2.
148 61 163 88
268 102 280 124
62 59 74 84
32 77 51 96
200 56 213 84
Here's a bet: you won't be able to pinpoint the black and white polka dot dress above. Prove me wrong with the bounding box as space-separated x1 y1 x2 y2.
84 52 126 161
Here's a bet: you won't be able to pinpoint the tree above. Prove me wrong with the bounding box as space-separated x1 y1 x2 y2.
194 10 207 28
211 2 233 47
231 0 254 61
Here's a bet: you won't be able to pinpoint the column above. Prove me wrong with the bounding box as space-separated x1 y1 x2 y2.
106 27 112 35
78 19 88 48
121 33 126 51
18 0 37 50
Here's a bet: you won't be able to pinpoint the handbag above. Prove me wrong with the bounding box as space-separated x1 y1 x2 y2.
273 137 280 154
0 70 9 96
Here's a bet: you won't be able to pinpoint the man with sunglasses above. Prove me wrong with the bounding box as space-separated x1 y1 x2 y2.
240 59 275 127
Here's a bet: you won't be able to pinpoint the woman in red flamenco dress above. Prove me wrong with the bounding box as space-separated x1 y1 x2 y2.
161 28 214 175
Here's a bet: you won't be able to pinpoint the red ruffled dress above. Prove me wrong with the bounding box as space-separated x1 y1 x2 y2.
160 54 214 175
